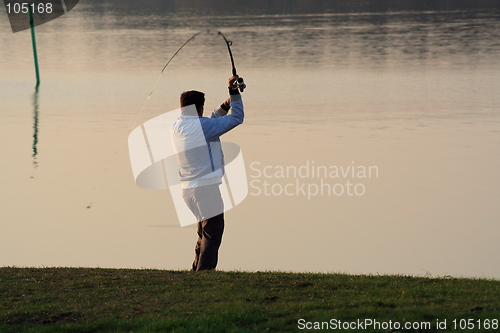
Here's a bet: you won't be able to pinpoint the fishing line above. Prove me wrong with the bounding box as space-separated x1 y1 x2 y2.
86 30 205 209
128 30 204 132
131 29 243 134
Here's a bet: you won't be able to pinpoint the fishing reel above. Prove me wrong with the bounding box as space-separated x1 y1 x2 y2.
235 77 246 92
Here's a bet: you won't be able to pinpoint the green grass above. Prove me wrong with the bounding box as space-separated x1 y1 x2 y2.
0 267 499 332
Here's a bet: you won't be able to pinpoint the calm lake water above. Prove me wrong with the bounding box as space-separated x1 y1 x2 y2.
1 3 499 278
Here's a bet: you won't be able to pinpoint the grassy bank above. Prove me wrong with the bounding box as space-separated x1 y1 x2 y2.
0 267 499 332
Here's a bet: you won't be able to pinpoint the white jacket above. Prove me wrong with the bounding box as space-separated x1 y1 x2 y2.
170 94 244 189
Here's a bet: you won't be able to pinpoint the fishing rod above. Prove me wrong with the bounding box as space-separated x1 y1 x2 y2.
129 29 244 131
218 31 246 92
87 30 244 209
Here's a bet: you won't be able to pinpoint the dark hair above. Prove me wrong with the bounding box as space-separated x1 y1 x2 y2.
180 90 205 109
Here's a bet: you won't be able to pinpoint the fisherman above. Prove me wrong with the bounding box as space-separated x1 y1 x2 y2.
170 75 244 271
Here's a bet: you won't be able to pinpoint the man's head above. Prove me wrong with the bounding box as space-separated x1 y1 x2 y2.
180 90 205 116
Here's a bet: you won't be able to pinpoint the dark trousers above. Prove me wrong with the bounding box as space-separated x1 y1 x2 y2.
182 184 225 271
192 213 224 271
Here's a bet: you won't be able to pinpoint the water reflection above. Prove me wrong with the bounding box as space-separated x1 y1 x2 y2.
3 9 499 75
32 86 39 168
81 0 500 17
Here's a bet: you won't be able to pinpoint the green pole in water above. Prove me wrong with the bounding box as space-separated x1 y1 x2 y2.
29 8 40 87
